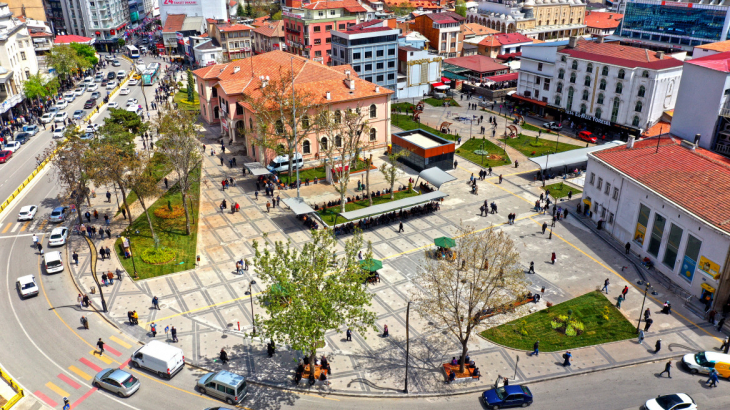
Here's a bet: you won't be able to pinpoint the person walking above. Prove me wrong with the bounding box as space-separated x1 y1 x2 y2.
171 326 178 342
398 222 404 233
616 294 624 308
150 322 157 337
638 329 645 345
654 339 662 353
717 316 726 331
530 341 539 356
551 252 556 264
625 242 631 255
96 338 105 356
78 293 83 308
602 278 610 294
542 222 547 234
658 360 672 378
644 317 654 332
219 348 229 365
707 369 719 387
644 308 651 322
346 328 352 341
562 351 572 367
621 285 629 300
80 316 89 329
152 296 160 310
266 201 271 213
528 261 535 274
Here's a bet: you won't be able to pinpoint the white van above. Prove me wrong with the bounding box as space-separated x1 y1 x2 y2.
130 340 185 379
43 251 64 274
267 153 303 173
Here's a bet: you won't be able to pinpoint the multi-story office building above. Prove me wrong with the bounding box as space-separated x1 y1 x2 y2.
45 0 66 34
283 0 367 65
49 0 130 48
467 0 586 41
0 3 39 121
412 11 464 58
331 20 398 90
396 46 442 98
616 0 730 51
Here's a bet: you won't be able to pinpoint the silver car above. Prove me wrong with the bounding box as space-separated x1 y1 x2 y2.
93 369 140 397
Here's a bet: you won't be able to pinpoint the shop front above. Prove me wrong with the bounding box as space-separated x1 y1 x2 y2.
549 106 643 142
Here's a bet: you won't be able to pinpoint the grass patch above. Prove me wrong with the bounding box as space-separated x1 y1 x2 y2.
481 291 636 352
456 138 511 168
501 134 583 158
424 97 460 107
173 90 200 112
115 165 201 279
521 122 555 135
277 159 369 185
392 114 457 141
542 182 581 199
317 189 420 225
123 152 169 211
392 102 416 113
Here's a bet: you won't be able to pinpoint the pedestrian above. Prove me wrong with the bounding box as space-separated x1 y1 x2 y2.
121 207 127 219
78 293 83 307
398 222 404 233
644 317 653 332
105 229 111 239
717 316 726 331
551 252 556 264
528 261 535 274
83 294 90 307
707 369 719 387
616 294 624 308
654 339 662 353
171 326 178 342
638 329 645 344
132 311 138 325
266 201 271 213
150 322 157 337
106 191 111 202
101 272 108 285
542 222 547 234
80 316 89 329
644 308 651 322
621 285 629 299
562 351 571 366
97 338 105 356
93 209 99 220
255 190 258 200
625 242 631 255
346 328 352 341
602 278 609 294
37 243 43 255
219 348 229 365
659 360 672 378
104 214 109 226
530 341 539 356
383 324 389 337
152 296 160 310
709 309 717 324
73 251 79 265
499 174 503 183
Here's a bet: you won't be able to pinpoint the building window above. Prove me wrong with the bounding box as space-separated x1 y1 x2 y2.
597 177 603 190
680 235 702 282
376 75 383 82
353 52 361 60
353 65 361 72
339 24 345 30
314 39 321 45
275 120 284 134
647 212 666 257
249 118 254 131
318 11 324 16
595 108 602 119
335 135 342 147
589 172 595 185
376 50 384 57
20 52 26 60
330 10 335 15
369 104 377 118
314 26 321 32
580 103 587 114
365 51 372 58
555 95 561 105
326 25 332 30
597 93 604 104
611 98 620 123
571 60 578 69
376 62 383 69
544 78 551 91
638 85 646 97
561 55 566 62
320 137 328 150
302 115 310 128
569 72 576 83
635 101 643 112
387 61 395 68
303 140 311 154
365 77 372 82
634 203 650 245
388 48 395 56
538 62 543 71
584 75 591 86
608 212 614 224
586 63 593 73
615 82 623 94
536 77 541 85
334 110 342 124
604 182 611 195
632 116 640 126
365 63 372 71
558 69 564 80
556 82 563 93
582 90 589 101
618 69 625 79
642 70 649 78
598 79 606 91
602 66 609 76
315 50 322 57
566 87 574 110
370 128 376 141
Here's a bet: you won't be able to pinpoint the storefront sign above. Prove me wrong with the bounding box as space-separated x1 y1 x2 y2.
680 255 696 283
221 117 229 133
698 256 721 280
565 110 611 126
162 0 199 5
176 32 184 45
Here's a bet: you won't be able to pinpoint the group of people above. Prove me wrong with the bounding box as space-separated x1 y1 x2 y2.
76 224 113 241
126 310 140 325
446 354 481 383
331 201 441 236
294 355 332 386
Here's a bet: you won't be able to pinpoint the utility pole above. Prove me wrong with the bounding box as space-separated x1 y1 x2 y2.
404 301 411 393
291 57 300 198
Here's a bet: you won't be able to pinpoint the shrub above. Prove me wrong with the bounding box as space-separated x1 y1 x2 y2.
140 247 176 264
565 325 577 337
154 206 185 219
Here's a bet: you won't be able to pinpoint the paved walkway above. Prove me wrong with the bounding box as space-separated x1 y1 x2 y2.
66 116 724 397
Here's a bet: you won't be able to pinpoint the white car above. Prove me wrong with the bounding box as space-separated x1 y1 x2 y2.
682 351 730 375
18 205 37 220
40 113 54 124
126 105 142 115
53 125 66 138
4 141 21 152
106 80 117 89
16 275 39 298
127 98 138 105
55 100 68 109
54 112 68 123
116 70 126 79
87 83 99 91
644 394 696 410
48 227 68 247
83 76 94 84
128 78 139 86
63 92 76 102
107 102 119 108
74 87 85 96
119 87 131 95
85 123 100 133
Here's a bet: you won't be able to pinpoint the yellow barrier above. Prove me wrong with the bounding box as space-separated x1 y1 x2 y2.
0 365 24 410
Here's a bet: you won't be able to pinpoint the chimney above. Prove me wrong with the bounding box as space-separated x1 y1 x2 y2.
345 75 355 90
656 51 665 59
626 136 635 149
568 36 578 48
233 66 240 73
694 133 701 145
597 36 604 43
326 91 331 100
609 14 613 19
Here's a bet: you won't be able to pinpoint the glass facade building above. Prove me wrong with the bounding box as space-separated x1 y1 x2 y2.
617 0 730 47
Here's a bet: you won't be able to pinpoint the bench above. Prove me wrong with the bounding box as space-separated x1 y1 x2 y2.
442 363 479 383
300 364 329 384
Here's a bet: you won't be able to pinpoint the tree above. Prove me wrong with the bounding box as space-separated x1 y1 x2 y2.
245 2 253 17
23 73 59 103
271 10 282 20
117 38 126 48
47 44 91 79
454 0 467 17
378 149 410 200
252 229 376 366
128 155 162 247
241 67 320 191
87 141 139 227
237 3 245 16
70 42 99 67
155 108 201 235
317 108 370 213
186 70 194 103
391 2 415 16
412 225 527 374
100 107 149 147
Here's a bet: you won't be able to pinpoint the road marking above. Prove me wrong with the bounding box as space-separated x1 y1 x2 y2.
19 221 30 232
37 220 47 231
79 357 102 372
110 335 132 349
10 223 19 233
33 390 57 407
57 373 81 389
104 344 122 357
45 381 69 398
92 350 114 364
2 223 10 233
70 386 98 410
68 366 92 381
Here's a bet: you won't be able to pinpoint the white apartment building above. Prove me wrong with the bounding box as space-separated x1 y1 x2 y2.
0 3 39 120
515 38 683 138
57 0 130 42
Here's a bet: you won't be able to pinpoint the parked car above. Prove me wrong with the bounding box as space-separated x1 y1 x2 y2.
4 141 21 152
197 371 248 405
85 123 100 133
130 340 185 379
643 394 696 410
48 227 69 247
16 275 39 298
54 112 68 123
40 113 54 123
23 124 39 136
14 134 28 145
0 150 12 163
481 385 533 409
73 110 86 120
543 121 562 131
93 369 140 397
578 130 597 144
18 205 37 221
48 206 68 222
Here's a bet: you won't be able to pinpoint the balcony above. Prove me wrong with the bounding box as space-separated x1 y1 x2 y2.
286 27 301 34
721 107 730 118
714 143 730 157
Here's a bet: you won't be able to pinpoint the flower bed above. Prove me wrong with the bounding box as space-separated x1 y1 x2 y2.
140 247 177 265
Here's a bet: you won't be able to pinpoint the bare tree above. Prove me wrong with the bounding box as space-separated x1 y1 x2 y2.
241 67 320 190
412 225 527 374
128 155 162 246
155 108 202 235
317 108 370 213
87 142 138 227
378 149 411 200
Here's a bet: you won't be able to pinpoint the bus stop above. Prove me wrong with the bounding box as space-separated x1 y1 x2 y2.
243 162 271 176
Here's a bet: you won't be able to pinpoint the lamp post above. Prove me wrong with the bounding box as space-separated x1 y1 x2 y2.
404 301 411 393
129 230 139 279
636 282 651 333
245 280 257 336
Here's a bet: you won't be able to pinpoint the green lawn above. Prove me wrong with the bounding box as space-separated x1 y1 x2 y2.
392 114 456 141
115 165 201 280
521 122 556 135
317 189 420 225
456 138 511 168
392 102 416 113
424 97 460 107
278 159 369 185
123 152 169 210
481 291 637 352
542 182 581 199
173 90 200 112
501 134 583 158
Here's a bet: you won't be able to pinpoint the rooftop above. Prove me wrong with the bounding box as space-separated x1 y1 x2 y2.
54 34 93 44
302 0 367 12
583 11 622 29
163 14 186 33
444 55 509 73
461 22 499 37
217 23 254 32
425 11 465 24
687 50 730 73
253 20 284 37
695 40 730 53
591 135 730 235
560 39 685 70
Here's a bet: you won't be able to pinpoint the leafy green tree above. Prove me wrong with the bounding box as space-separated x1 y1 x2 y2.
117 38 126 47
23 73 59 103
454 0 467 17
237 3 245 16
186 70 194 103
392 2 415 16
128 154 162 247
378 149 410 200
245 2 253 16
101 107 149 144
87 141 139 227
70 42 99 66
271 10 282 20
47 45 88 79
252 229 376 366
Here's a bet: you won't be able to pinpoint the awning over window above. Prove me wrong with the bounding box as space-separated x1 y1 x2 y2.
339 191 448 221
418 167 457 189
484 72 519 83
243 162 271 176
528 141 624 170
281 197 316 216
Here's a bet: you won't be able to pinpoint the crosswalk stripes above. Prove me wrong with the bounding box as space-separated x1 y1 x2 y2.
19 221 30 232
10 222 20 233
67 366 92 381
0 220 50 236
45 381 69 398
109 335 132 349
90 350 113 364
1 223 10 233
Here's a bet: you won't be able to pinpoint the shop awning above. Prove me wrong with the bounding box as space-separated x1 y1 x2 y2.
434 85 450 90
417 167 457 189
511 94 547 107
432 82 445 87
281 197 315 216
441 76 451 83
243 162 271 176
484 72 519 83
529 141 624 170
339 191 448 221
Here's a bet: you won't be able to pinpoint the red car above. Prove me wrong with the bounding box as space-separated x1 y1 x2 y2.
0 150 12 163
578 131 598 143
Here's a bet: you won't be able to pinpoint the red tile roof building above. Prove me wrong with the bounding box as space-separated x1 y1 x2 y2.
412 12 466 57
193 50 392 164
207 21 255 61
252 20 285 54
443 55 509 81
53 34 93 45
476 32 536 58
583 11 622 37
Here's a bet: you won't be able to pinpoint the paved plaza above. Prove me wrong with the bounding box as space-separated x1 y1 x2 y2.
64 102 726 397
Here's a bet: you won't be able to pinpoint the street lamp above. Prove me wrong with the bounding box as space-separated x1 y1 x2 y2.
245 280 257 336
129 230 139 279
404 301 411 393
636 281 651 333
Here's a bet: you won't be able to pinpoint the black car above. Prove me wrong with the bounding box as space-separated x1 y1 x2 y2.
107 72 116 80
84 99 97 109
14 134 28 145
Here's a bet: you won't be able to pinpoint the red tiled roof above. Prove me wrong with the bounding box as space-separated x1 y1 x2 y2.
345 26 393 34
444 55 509 73
54 34 93 44
302 0 367 11
461 23 498 37
253 20 284 37
347 19 384 30
496 52 521 59
30 31 53 38
695 40 730 53
163 14 186 33
426 11 464 24
229 0 237 6
641 121 670 138
560 39 685 70
687 51 730 73
494 32 533 46
592 136 730 235
192 50 392 103
485 72 518 82
583 11 623 30
218 23 254 32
